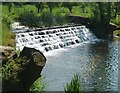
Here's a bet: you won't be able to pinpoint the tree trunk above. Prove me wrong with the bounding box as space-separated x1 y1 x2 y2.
97 2 104 25
49 7 52 13
37 7 39 13
69 7 72 13
106 2 111 25
114 3 118 18
8 5 12 12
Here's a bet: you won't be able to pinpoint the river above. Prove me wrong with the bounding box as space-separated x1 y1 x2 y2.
42 38 120 92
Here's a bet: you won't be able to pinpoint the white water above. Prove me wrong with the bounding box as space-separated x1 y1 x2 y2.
16 25 97 54
12 22 29 33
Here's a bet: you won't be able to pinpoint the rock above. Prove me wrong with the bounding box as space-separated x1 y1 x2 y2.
2 47 46 92
20 47 46 66
0 46 17 65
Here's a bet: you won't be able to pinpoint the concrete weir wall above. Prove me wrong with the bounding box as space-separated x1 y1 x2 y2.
16 25 96 53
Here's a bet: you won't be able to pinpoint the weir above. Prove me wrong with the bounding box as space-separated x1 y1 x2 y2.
16 25 96 52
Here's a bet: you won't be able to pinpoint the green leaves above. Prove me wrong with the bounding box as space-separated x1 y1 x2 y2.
65 74 81 93
18 12 40 27
30 76 46 91
18 11 69 27
2 57 27 82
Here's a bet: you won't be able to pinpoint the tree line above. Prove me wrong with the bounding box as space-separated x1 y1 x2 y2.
3 2 120 25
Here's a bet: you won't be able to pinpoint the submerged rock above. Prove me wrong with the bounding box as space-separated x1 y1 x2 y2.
2 47 46 92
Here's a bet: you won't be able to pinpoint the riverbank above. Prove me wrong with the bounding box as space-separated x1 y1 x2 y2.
2 2 120 45
1 46 46 92
1 2 120 92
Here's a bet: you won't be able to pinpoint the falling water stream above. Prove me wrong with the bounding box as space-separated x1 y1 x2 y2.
16 25 96 52
15 25 119 92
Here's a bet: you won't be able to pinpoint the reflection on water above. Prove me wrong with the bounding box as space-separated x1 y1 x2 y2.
42 39 119 92
79 41 118 91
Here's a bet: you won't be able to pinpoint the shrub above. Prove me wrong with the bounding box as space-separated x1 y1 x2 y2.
54 12 69 25
2 57 27 82
30 76 46 91
40 11 54 27
18 12 40 27
2 14 13 28
17 10 70 27
65 74 81 93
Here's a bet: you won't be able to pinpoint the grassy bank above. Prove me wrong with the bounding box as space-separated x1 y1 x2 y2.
30 76 46 91
1 22 15 47
1 5 16 47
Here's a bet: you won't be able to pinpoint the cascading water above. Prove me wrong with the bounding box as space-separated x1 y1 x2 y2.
16 25 97 53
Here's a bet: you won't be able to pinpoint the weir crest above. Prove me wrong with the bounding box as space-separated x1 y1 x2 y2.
16 25 96 52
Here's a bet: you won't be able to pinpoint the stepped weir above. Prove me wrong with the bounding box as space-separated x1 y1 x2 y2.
16 25 96 52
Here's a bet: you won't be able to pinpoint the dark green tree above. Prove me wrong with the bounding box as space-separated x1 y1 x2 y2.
35 2 44 13
46 2 60 13
62 2 77 13
89 2 119 38
78 2 87 17
91 2 114 26
113 2 120 18
7 2 14 12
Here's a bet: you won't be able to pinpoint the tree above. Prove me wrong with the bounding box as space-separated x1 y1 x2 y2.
13 2 25 7
62 2 77 13
113 2 119 18
95 2 112 26
46 2 60 13
35 2 44 13
89 2 118 38
7 2 14 12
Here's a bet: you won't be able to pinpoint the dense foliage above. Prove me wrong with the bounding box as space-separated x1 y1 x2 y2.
18 11 69 27
1 14 16 46
2 2 120 27
2 57 27 82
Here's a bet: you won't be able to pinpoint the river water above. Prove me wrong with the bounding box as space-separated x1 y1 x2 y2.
13 22 119 92
42 38 120 92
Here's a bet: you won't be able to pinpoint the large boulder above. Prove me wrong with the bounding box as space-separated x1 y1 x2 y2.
2 47 46 92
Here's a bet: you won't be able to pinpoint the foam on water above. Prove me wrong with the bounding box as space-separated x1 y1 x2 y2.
15 25 97 55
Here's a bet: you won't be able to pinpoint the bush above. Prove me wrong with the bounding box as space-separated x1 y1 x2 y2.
40 11 54 27
18 12 40 27
17 11 70 27
54 12 69 25
2 14 13 28
65 74 81 93
30 76 46 91
2 57 27 82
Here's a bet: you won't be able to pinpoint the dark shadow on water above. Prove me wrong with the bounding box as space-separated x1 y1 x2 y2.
85 40 118 91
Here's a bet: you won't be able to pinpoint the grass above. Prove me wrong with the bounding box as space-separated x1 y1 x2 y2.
2 57 27 81
0 22 2 45
65 74 81 93
2 5 16 46
30 76 46 91
71 6 92 18
1 22 15 46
